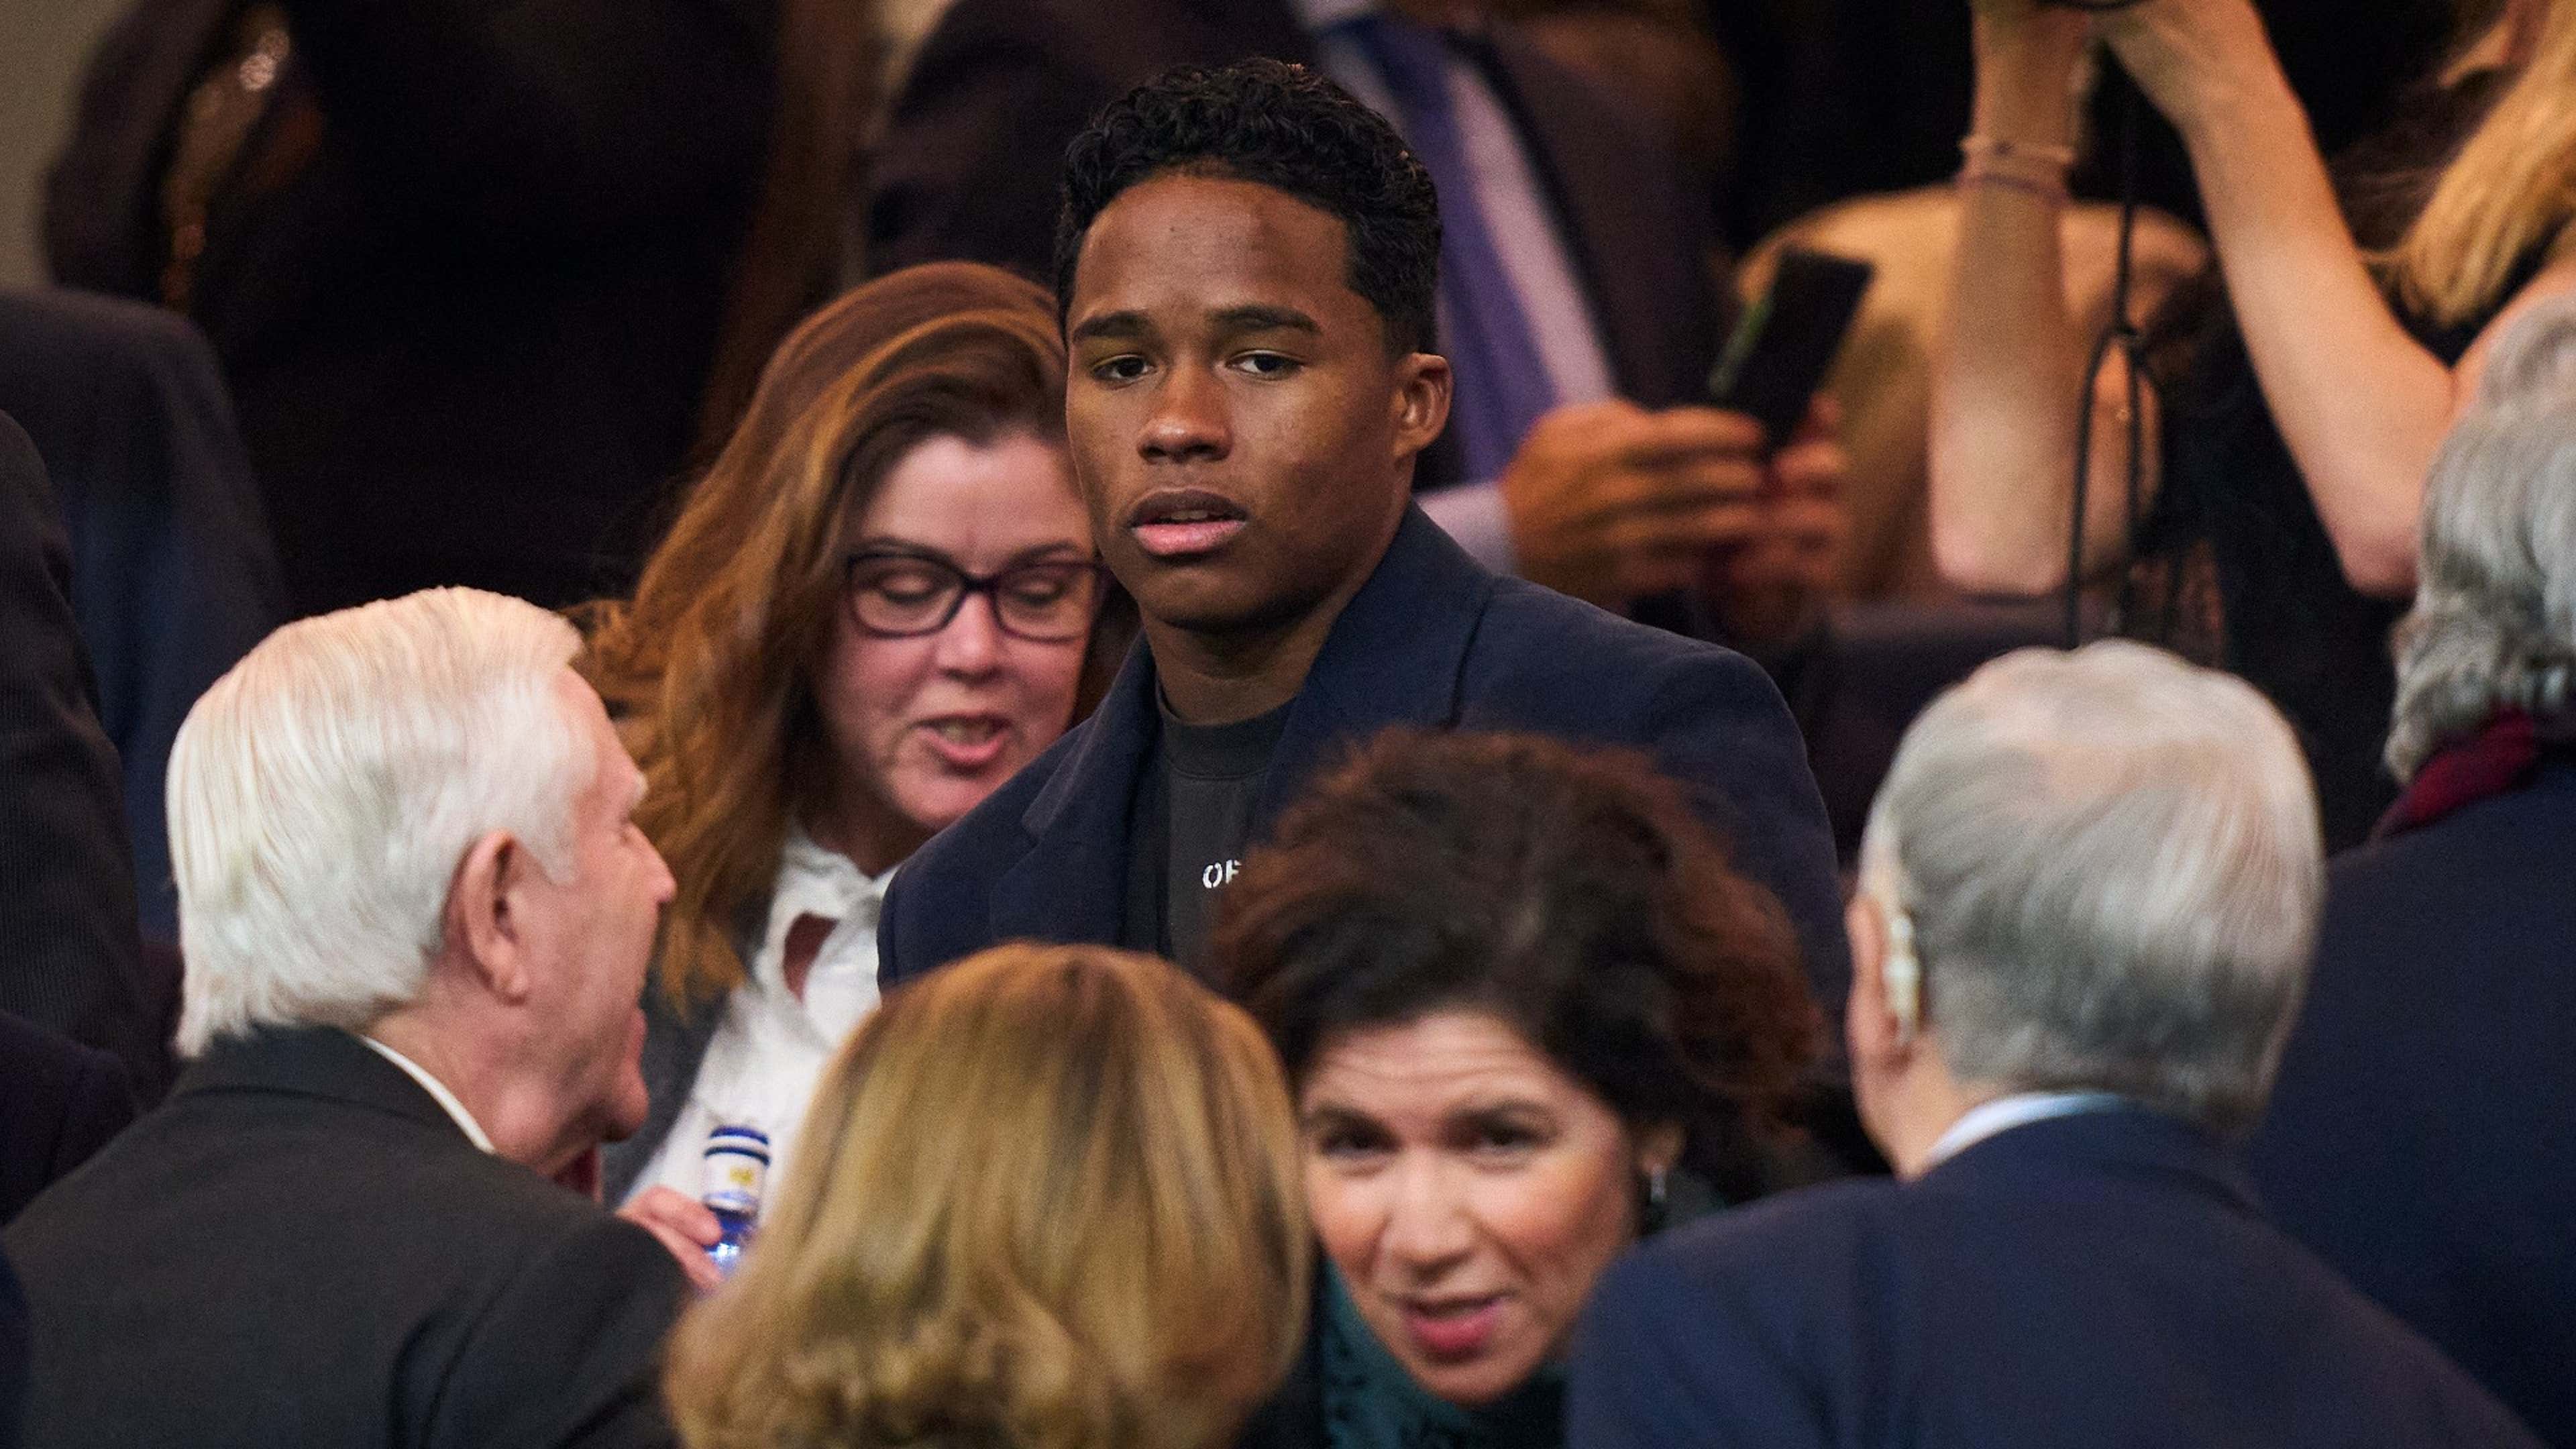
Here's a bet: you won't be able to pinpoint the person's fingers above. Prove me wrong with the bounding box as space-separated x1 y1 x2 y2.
1770 497 1849 555
1770 435 1847 498
1607 497 1767 559
621 1186 723 1245
633 1217 724 1293
1616 406 1767 468
1792 392 1844 442
1607 458 1768 519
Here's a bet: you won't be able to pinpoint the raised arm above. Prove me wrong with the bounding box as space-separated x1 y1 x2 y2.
1930 4 2158 596
2101 0 2576 598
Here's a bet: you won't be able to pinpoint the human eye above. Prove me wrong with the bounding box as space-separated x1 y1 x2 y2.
1002 566 1077 608
1231 350 1301 378
1461 1112 1551 1163
1089 354 1150 384
1309 1118 1394 1167
859 561 947 605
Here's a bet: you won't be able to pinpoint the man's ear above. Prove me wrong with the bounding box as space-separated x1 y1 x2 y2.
1391 350 1452 461
1845 894 1915 1073
447 829 536 1005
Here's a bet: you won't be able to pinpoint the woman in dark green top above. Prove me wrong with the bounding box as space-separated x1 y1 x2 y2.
1214 729 1828 1449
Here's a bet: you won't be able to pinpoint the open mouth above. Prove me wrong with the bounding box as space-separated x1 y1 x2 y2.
918 715 1010 767
1398 1294 1507 1360
1127 488 1249 558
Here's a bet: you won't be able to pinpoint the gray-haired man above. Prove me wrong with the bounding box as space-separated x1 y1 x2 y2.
7 588 686 1449
1570 641 2540 1449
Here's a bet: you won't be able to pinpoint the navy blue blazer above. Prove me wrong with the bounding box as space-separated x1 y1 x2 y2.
2248 761 2576 1448
879 507 1848 1007
1569 1107 2541 1448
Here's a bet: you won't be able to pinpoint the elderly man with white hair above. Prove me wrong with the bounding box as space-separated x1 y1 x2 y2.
2249 294 2576 1448
1568 641 2540 1449
5 588 687 1449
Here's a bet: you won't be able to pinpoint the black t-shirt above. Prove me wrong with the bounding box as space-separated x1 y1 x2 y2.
1121 695 1292 975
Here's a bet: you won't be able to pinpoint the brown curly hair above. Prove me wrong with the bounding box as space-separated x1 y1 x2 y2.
1212 729 1821 1180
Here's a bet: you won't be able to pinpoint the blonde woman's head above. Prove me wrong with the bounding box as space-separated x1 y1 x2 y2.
665 943 1309 1449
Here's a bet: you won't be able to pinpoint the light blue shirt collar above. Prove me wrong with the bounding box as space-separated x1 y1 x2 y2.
1923 1090 2132 1169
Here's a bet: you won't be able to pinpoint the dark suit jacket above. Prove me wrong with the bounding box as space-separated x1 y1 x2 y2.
863 0 1723 491
0 287 282 945
0 412 156 1095
47 0 773 614
879 507 1849 1009
3 1026 686 1449
2247 761 2576 1448
1569 1107 2541 1448
0 1011 135 1226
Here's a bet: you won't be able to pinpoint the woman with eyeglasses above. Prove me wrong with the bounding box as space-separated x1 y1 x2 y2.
577 262 1132 1281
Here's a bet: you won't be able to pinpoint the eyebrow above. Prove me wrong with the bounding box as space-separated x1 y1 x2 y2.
849 539 1092 569
1068 305 1322 345
1211 305 1320 336
1068 310 1151 345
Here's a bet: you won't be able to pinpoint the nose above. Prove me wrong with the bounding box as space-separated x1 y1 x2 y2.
1379 1157 1477 1281
645 837 677 904
1140 362 1231 464
932 590 1005 678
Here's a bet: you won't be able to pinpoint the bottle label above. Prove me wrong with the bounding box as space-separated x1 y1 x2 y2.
702 1124 770 1218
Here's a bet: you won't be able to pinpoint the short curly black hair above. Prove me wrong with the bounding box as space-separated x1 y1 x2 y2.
1053 58 1442 356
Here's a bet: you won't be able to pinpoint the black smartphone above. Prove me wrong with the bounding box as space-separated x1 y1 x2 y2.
1707 247 1876 445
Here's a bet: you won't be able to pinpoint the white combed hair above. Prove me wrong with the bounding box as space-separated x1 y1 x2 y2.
2387 292 2576 781
168 587 590 1057
1856 641 2324 1131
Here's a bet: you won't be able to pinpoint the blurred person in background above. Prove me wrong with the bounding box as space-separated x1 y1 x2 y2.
663 942 1307 1449
2249 295 2576 1446
0 411 156 1098
864 0 1847 659
1216 729 1822 1447
1571 642 2542 1449
5 588 689 1449
580 262 1128 1271
1932 0 2576 848
46 0 880 616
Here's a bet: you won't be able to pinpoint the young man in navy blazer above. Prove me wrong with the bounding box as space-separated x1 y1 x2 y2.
877 59 1845 1006
1568 643 2540 1449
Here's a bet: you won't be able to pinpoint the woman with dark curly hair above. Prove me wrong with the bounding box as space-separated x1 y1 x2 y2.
1213 729 1822 1448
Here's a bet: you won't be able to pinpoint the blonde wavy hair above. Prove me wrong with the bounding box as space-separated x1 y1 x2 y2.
663 943 1311 1449
580 263 1126 1010
2385 0 2576 326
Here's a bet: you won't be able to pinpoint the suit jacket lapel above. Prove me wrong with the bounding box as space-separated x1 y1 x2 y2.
996 509 1493 941
1253 507 1494 827
994 635 1163 944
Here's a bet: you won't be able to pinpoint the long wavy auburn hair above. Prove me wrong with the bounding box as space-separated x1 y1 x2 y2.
663 943 1311 1449
580 262 1126 1010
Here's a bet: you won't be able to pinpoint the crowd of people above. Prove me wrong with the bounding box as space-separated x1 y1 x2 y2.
0 0 2570 1446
